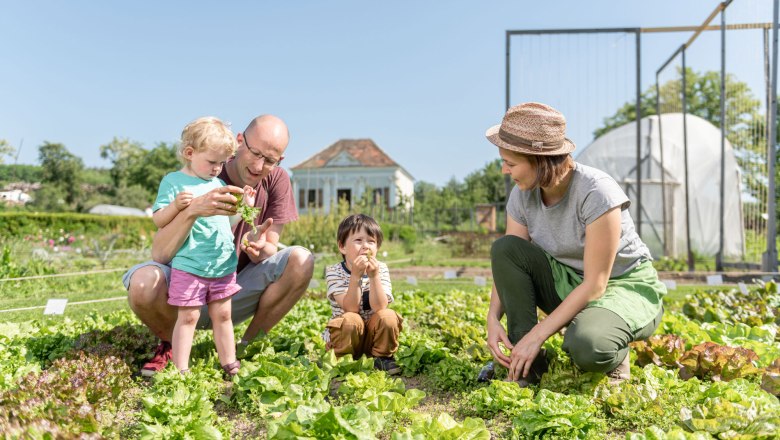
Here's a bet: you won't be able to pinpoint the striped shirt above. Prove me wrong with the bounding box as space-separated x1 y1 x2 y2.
323 261 393 342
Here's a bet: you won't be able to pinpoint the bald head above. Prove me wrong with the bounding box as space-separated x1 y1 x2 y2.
244 115 290 154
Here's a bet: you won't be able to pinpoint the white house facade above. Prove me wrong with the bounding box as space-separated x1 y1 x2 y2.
290 139 414 214
0 189 31 204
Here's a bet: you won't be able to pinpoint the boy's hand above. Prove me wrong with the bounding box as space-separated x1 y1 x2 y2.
242 185 257 207
174 191 193 211
366 253 379 277
352 253 369 275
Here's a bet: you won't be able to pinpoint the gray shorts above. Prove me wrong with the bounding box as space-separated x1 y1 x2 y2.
122 246 306 329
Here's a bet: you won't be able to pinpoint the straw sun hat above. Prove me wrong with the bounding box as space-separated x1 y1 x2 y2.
485 102 576 156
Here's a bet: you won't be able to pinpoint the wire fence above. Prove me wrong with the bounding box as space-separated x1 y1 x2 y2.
506 0 778 271
655 0 776 271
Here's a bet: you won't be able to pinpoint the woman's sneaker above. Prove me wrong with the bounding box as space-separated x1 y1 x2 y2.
141 341 172 377
607 354 631 385
374 356 402 375
477 361 495 382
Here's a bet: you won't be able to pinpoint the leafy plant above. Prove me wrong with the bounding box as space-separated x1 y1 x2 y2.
680 284 778 327
679 379 780 437
540 334 609 395
678 342 762 382
67 324 158 371
89 233 120 269
512 389 607 439
426 354 480 392
235 192 261 246
392 413 490 440
632 334 686 368
460 380 535 419
627 426 715 439
267 398 386 440
336 371 425 415
232 356 329 417
395 331 449 376
0 352 133 437
762 358 780 396
139 380 228 439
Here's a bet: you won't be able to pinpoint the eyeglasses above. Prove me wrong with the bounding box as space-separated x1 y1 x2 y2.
243 131 283 169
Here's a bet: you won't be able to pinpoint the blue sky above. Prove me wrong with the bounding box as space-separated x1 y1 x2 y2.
0 1 773 185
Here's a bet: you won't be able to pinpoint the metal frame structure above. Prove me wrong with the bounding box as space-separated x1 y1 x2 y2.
507 3 779 273
505 27 643 237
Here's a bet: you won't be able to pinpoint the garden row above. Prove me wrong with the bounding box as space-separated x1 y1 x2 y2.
0 280 778 438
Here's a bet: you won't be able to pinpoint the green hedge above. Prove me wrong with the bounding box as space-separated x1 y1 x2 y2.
0 212 155 248
0 212 418 253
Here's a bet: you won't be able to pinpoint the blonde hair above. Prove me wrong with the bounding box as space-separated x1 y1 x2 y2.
178 116 237 163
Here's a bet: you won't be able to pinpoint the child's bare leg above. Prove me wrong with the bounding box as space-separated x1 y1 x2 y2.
208 297 236 367
171 306 201 371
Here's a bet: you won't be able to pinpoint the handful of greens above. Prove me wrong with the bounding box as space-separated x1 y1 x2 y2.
234 193 261 247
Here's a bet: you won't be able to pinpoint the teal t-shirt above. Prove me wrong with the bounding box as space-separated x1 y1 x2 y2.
153 171 237 278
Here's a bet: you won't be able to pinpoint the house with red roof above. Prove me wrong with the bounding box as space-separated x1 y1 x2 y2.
290 139 414 214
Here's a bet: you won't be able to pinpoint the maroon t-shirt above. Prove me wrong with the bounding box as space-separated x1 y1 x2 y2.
219 165 298 272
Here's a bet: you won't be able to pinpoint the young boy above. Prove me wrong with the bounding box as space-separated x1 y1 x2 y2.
324 214 403 375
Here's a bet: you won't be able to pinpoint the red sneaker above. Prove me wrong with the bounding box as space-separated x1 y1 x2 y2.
141 341 172 377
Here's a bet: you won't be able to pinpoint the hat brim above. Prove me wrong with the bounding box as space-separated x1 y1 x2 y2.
485 124 576 156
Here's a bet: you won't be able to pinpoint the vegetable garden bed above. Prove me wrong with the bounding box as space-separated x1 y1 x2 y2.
1 280 778 438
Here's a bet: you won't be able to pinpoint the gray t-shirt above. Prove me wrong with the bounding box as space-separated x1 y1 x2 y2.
507 162 651 277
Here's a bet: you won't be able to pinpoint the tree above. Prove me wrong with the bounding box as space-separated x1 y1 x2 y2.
413 160 507 230
100 137 146 189
0 139 14 165
594 67 769 203
594 68 760 140
128 142 179 195
463 159 505 205
100 138 179 207
38 142 84 207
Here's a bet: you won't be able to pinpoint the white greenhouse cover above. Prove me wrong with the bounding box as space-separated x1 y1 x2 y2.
576 113 744 258
88 204 148 217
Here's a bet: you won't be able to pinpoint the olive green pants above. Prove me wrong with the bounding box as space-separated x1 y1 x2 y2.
491 235 663 373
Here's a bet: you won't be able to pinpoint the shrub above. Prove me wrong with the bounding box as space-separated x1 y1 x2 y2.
0 212 154 248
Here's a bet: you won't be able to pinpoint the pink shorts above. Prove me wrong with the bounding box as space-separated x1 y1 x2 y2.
168 269 241 307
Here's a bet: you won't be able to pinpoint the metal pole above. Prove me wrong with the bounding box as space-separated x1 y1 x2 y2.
763 0 779 272
505 31 511 111
682 48 695 272
765 28 770 245
504 31 513 201
657 74 668 255
636 30 643 238
717 6 726 272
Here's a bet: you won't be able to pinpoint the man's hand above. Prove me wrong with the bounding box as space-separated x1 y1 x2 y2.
186 185 243 218
174 191 193 211
240 218 273 262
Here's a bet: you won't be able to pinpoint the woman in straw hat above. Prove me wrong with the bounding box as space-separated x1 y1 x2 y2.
483 102 666 386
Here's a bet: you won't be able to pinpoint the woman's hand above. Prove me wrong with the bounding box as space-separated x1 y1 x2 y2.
508 330 545 381
486 318 513 368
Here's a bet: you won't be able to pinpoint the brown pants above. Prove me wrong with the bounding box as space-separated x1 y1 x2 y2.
326 309 403 358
